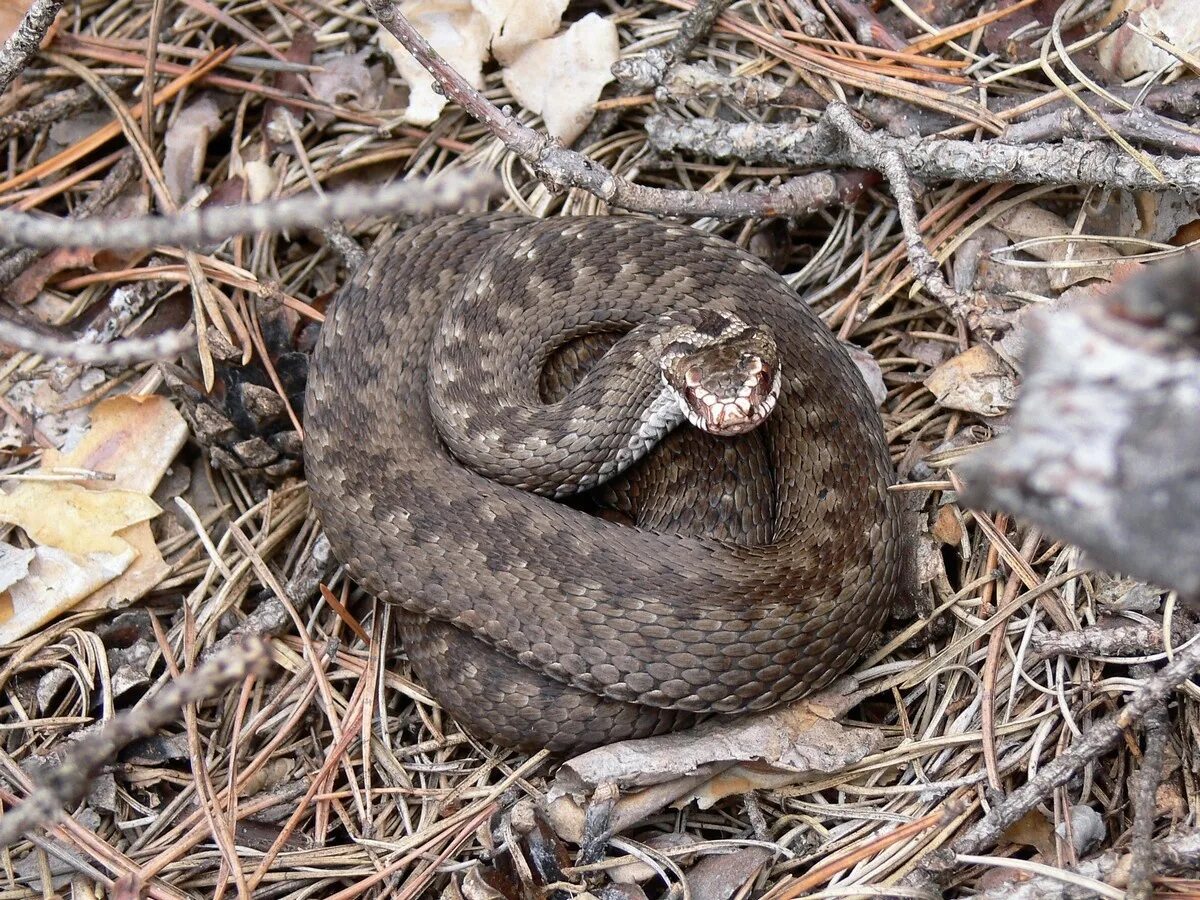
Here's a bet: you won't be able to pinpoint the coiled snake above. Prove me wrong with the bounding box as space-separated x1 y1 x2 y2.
304 215 907 752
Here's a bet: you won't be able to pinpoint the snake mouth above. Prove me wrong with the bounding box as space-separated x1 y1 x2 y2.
681 366 782 436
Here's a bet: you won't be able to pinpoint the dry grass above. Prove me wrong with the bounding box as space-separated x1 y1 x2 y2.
0 0 1196 897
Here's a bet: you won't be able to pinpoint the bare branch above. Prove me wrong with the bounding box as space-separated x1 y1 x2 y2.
823 103 981 317
958 255 1200 599
0 170 498 250
0 0 63 96
1127 670 1169 900
915 632 1200 874
0 635 270 848
0 313 191 365
363 0 865 219
646 113 1200 193
0 154 138 290
608 0 737 91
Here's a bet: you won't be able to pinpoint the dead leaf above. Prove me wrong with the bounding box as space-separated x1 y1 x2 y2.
378 0 490 126
6 247 99 305
683 846 774 900
502 13 619 143
1098 0 1200 79
546 679 878 842
925 344 1017 417
43 394 189 494
0 544 132 642
0 544 34 593
0 482 160 555
311 49 384 116
163 95 223 204
843 343 886 407
931 503 963 545
992 203 1118 291
1002 809 1057 858
0 395 186 641
475 0 567 65
76 522 170 613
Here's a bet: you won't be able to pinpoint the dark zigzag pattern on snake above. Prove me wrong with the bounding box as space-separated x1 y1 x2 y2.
303 215 907 752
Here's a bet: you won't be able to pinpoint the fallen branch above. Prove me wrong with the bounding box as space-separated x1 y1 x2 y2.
0 315 191 364
646 114 1200 193
823 103 981 318
363 0 868 218
0 635 270 848
0 170 498 250
0 0 63 96
1127 670 1169 900
910 633 1200 884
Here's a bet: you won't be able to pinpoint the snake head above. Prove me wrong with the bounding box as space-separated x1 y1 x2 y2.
660 315 782 437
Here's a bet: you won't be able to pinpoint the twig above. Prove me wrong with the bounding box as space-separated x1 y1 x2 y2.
1004 104 1200 156
0 171 498 250
823 102 980 318
0 635 270 848
1127 671 1169 900
0 314 192 364
975 830 1200 899
0 153 138 291
363 0 866 218
580 0 735 148
1031 623 1177 658
0 0 64 96
0 82 100 142
645 113 1200 193
826 0 906 51
916 633 1200 879
608 0 737 91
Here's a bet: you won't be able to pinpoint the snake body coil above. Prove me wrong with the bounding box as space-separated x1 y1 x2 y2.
304 215 907 752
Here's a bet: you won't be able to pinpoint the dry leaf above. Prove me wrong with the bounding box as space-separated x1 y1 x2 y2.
6 247 99 305
311 49 383 115
242 159 278 203
546 679 877 841
0 396 186 641
0 544 34 593
502 13 618 143
378 0 490 126
1098 0 1200 79
682 847 773 900
992 203 1118 291
43 394 189 495
475 0 567 65
843 343 886 407
925 344 1017 417
163 95 223 204
0 545 131 643
0 482 160 556
931 503 963 545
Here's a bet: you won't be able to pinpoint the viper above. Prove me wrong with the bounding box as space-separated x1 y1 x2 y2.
304 215 907 753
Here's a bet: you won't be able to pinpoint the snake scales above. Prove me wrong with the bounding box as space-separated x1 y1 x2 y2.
304 215 907 752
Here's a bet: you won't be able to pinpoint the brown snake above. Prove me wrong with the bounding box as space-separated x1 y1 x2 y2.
304 215 908 752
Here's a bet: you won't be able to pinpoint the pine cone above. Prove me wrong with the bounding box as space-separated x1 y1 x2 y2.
166 304 314 479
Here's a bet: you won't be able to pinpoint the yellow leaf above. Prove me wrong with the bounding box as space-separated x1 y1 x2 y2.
0 482 161 556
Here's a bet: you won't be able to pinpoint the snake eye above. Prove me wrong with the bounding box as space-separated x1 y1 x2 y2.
685 367 703 388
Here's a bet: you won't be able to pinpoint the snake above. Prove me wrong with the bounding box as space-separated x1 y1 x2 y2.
303 215 908 753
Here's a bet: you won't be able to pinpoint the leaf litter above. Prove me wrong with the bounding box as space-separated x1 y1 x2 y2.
1 0 1199 897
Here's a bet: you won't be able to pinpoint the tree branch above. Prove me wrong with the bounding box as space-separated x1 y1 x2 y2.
0 170 498 250
0 635 269 848
0 0 64 96
646 113 1200 193
363 0 867 218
